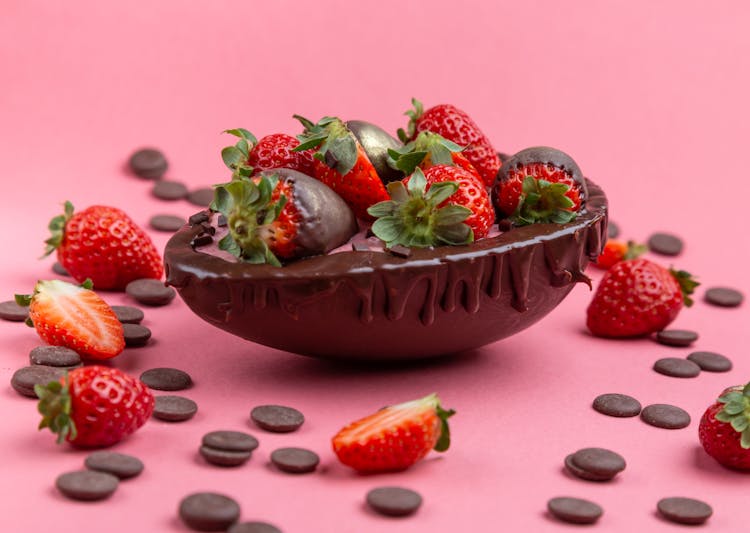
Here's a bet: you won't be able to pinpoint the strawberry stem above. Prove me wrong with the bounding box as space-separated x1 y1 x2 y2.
715 383 750 449
42 201 75 258
397 97 424 143
35 374 77 445
669 268 699 307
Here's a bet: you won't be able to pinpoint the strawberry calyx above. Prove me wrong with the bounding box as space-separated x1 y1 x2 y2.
387 131 465 175
367 168 474 248
35 373 78 444
42 201 75 257
669 268 699 307
397 97 425 143
715 383 750 449
393 393 456 452
293 115 361 177
220 128 259 179
511 176 578 225
623 241 648 260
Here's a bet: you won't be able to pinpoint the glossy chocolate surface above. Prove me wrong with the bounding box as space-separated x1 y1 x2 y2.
164 180 607 360
346 120 404 184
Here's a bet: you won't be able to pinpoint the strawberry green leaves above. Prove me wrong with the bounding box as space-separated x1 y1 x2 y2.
221 128 258 179
397 97 425 143
293 115 358 177
367 168 473 248
716 384 750 449
388 131 464 175
42 201 75 258
512 176 578 226
670 269 699 307
36 375 78 444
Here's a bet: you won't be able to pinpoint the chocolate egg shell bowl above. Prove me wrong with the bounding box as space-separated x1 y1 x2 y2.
163 180 607 361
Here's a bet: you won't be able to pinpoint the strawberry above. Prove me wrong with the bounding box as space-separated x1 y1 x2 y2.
34 365 154 448
332 393 455 473
594 240 646 269
292 115 390 220
16 279 124 359
492 146 587 225
586 258 699 337
367 165 493 248
388 131 483 184
398 98 500 187
43 202 163 290
212 169 357 266
220 128 315 177
699 383 750 470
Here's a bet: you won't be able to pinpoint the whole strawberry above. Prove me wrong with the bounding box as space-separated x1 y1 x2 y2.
16 279 124 359
332 393 455 473
35 365 154 448
220 128 315 177
594 240 646 269
699 383 750 470
388 131 483 184
586 258 698 337
44 202 163 290
398 98 500 187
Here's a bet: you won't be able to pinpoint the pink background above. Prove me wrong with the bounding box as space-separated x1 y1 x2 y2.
2 1 749 531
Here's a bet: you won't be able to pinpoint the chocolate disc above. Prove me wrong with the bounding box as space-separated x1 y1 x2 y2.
153 395 198 422
657 497 712 525
704 287 743 308
548 497 603 525
152 180 189 201
641 404 691 429
647 232 683 256
179 492 240 532
564 454 616 482
270 447 319 474
570 448 626 478
0 300 29 322
187 187 215 207
52 261 70 277
687 351 732 372
140 367 192 391
56 470 119 501
592 393 641 417
250 405 304 433
11 366 65 398
202 430 259 453
110 305 144 324
84 451 144 479
150 214 186 233
228 522 283 533
123 323 152 347
366 487 422 517
607 220 620 239
125 278 176 307
29 346 81 367
653 357 701 378
129 148 168 179
655 329 698 347
199 446 252 467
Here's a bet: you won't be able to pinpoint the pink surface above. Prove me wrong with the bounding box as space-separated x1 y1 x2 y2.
2 1 750 531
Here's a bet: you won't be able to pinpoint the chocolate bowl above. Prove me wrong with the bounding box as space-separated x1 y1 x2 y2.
163 180 607 361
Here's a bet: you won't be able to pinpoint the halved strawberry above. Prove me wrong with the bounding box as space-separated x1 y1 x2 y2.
332 393 455 473
16 279 125 359
388 131 482 184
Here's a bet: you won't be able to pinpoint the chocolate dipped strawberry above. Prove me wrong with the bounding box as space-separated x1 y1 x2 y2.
388 131 482 184
492 146 587 225
345 120 404 184
220 128 315 177
213 168 357 266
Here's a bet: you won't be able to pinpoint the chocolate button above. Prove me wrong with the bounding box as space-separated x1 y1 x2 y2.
179 492 240 532
123 323 152 347
657 497 712 525
366 487 422 517
11 366 65 398
129 148 168 180
687 351 732 372
187 187 215 207
0 300 29 322
592 393 641 417
29 346 81 367
570 448 626 479
202 430 259 453
152 180 189 201
704 287 743 308
270 447 319 474
52 261 70 277
56 470 119 501
607 220 620 239
653 357 701 378
150 214 186 233
228 522 282 533
153 395 198 422
110 305 144 324
84 451 144 479
648 232 683 256
125 279 176 307
140 367 192 391
655 329 698 347
250 405 304 433
548 497 603 525
641 404 691 429
564 454 616 482
199 446 252 467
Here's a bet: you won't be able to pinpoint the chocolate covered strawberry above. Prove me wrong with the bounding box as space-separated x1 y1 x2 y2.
293 115 390 219
493 147 587 225
388 131 482 183
35 365 154 447
699 383 750 470
594 240 646 269
220 128 315 177
213 168 357 266
367 165 493 248
16 279 124 359
345 120 404 184
586 258 698 337
398 98 500 187
43 202 163 290
332 393 455 473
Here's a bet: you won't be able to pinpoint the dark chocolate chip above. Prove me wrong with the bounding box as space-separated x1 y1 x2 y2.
366 487 422 517
351 242 370 252
592 393 641 417
270 447 319 474
189 211 210 226
217 214 227 227
704 287 743 308
202 430 259 453
570 448 626 478
140 367 192 391
110 305 144 324
655 329 698 347
687 351 732 372
564 454 616 481
52 261 70 277
647 232 683 256
199 446 252 467
657 497 712 525
152 180 189 201
653 357 701 378
228 522 282 533
497 219 513 231
640 404 691 429
29 346 81 367
125 278 176 307
0 300 29 322
191 234 214 248
607 220 620 239
200 222 216 236
149 214 185 233
11 366 65 398
250 405 304 433
187 187 215 207
179 492 240 532
129 148 168 180
547 497 603 525
388 244 412 258
123 323 152 347
56 470 119 501
84 451 144 479
153 395 198 422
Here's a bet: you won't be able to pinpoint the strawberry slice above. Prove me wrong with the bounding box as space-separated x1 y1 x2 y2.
332 393 455 473
16 279 125 359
